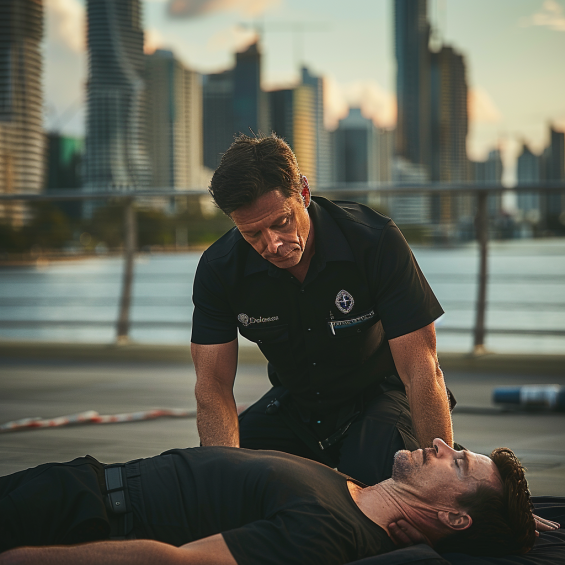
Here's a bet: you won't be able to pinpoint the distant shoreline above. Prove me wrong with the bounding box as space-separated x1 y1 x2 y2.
0 246 208 267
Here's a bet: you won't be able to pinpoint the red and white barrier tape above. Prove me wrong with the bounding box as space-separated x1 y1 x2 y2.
0 405 248 433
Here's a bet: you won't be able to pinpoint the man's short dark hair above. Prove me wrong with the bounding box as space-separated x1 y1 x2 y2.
209 133 302 215
436 447 536 557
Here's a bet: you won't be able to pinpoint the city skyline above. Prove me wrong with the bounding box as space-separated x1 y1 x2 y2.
44 0 565 185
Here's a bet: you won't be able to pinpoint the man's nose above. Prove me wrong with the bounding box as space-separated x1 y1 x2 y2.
264 230 282 254
433 438 456 457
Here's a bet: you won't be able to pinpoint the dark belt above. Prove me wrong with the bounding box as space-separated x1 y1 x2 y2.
265 374 456 460
104 464 136 540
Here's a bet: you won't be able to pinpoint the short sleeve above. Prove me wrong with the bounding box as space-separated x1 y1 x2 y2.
222 510 359 565
191 254 237 345
374 223 444 340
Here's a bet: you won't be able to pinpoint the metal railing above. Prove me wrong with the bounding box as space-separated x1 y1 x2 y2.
1 182 564 353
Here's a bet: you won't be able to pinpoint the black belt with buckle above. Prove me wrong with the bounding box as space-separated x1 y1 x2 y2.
104 465 134 540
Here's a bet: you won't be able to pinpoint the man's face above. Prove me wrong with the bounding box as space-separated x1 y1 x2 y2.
392 439 502 508
231 189 311 270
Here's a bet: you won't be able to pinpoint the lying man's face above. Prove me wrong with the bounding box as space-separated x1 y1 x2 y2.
392 439 503 509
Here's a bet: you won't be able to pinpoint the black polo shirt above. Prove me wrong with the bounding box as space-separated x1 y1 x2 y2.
191 196 443 414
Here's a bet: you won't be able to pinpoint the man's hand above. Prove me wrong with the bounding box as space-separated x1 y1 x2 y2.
389 323 453 448
192 339 240 447
533 514 560 536
388 520 431 548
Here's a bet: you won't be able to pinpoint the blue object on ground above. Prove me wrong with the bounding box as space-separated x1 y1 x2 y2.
493 385 565 410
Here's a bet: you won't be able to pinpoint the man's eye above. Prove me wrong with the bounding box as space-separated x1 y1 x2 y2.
454 459 460 468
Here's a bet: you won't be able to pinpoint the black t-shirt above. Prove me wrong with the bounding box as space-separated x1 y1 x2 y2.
134 447 394 565
192 197 443 413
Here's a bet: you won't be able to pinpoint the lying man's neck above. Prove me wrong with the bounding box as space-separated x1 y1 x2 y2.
348 480 453 547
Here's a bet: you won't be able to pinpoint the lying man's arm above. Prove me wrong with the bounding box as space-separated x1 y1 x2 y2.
0 535 237 565
193 339 240 447
389 322 453 448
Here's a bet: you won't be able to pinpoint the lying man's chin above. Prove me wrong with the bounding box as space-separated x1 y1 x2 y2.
391 450 413 481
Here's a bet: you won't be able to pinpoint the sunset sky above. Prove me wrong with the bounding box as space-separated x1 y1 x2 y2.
44 0 565 185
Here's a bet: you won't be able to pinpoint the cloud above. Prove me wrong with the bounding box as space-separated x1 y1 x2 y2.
468 87 502 124
144 28 168 54
521 0 565 32
207 25 258 52
324 78 396 130
45 0 85 52
43 0 86 135
167 0 280 18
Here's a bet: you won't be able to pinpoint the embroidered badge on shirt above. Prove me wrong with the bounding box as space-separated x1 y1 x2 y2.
335 290 354 314
238 313 279 327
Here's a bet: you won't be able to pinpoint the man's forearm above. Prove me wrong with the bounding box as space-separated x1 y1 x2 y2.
192 340 239 447
405 365 453 448
0 540 184 565
389 324 453 449
196 381 240 447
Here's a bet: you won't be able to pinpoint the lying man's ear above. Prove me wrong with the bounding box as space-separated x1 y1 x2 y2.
438 511 472 531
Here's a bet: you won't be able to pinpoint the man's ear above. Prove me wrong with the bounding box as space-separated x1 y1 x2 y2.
438 511 472 531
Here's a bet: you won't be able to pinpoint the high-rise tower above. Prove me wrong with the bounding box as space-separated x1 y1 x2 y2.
0 0 44 225
394 0 431 176
145 50 202 189
233 41 269 136
301 67 330 188
430 45 468 183
84 0 150 195
202 70 234 170
269 82 316 187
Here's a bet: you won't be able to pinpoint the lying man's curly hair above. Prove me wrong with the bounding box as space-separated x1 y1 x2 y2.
436 447 536 557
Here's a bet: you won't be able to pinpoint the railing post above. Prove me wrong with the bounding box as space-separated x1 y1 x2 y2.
473 191 488 355
116 197 136 344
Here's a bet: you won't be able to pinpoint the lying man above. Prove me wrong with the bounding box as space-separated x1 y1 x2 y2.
0 440 538 565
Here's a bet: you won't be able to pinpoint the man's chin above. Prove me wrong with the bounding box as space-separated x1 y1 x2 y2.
264 251 302 268
392 450 413 481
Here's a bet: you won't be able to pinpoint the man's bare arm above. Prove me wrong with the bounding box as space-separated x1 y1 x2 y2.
192 339 239 447
388 323 453 448
0 535 237 565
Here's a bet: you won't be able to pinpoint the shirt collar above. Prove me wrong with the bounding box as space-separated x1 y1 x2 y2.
308 197 355 271
243 196 355 277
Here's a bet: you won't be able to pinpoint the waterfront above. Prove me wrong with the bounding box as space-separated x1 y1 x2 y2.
0 238 564 354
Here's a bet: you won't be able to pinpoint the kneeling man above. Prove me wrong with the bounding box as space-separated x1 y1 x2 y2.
0 440 535 565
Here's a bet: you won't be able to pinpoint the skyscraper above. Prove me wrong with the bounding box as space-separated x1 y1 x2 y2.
516 142 542 230
202 70 234 170
145 50 202 189
0 0 44 226
202 40 269 172
233 41 269 137
269 83 317 187
430 45 468 183
394 0 431 176
334 108 378 185
84 0 150 196
471 149 503 218
301 67 331 188
544 126 565 230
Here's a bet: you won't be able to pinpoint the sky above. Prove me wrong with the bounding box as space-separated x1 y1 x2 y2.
44 0 565 185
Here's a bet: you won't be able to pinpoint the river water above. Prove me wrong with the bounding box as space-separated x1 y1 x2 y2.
0 238 564 354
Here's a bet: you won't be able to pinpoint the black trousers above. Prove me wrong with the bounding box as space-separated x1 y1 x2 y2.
239 386 419 485
0 456 110 552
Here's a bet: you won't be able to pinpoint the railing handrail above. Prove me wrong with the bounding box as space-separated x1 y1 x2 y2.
1 182 565 201
1 185 564 353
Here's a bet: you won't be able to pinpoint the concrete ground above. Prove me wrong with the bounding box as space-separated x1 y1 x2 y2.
1 343 564 496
